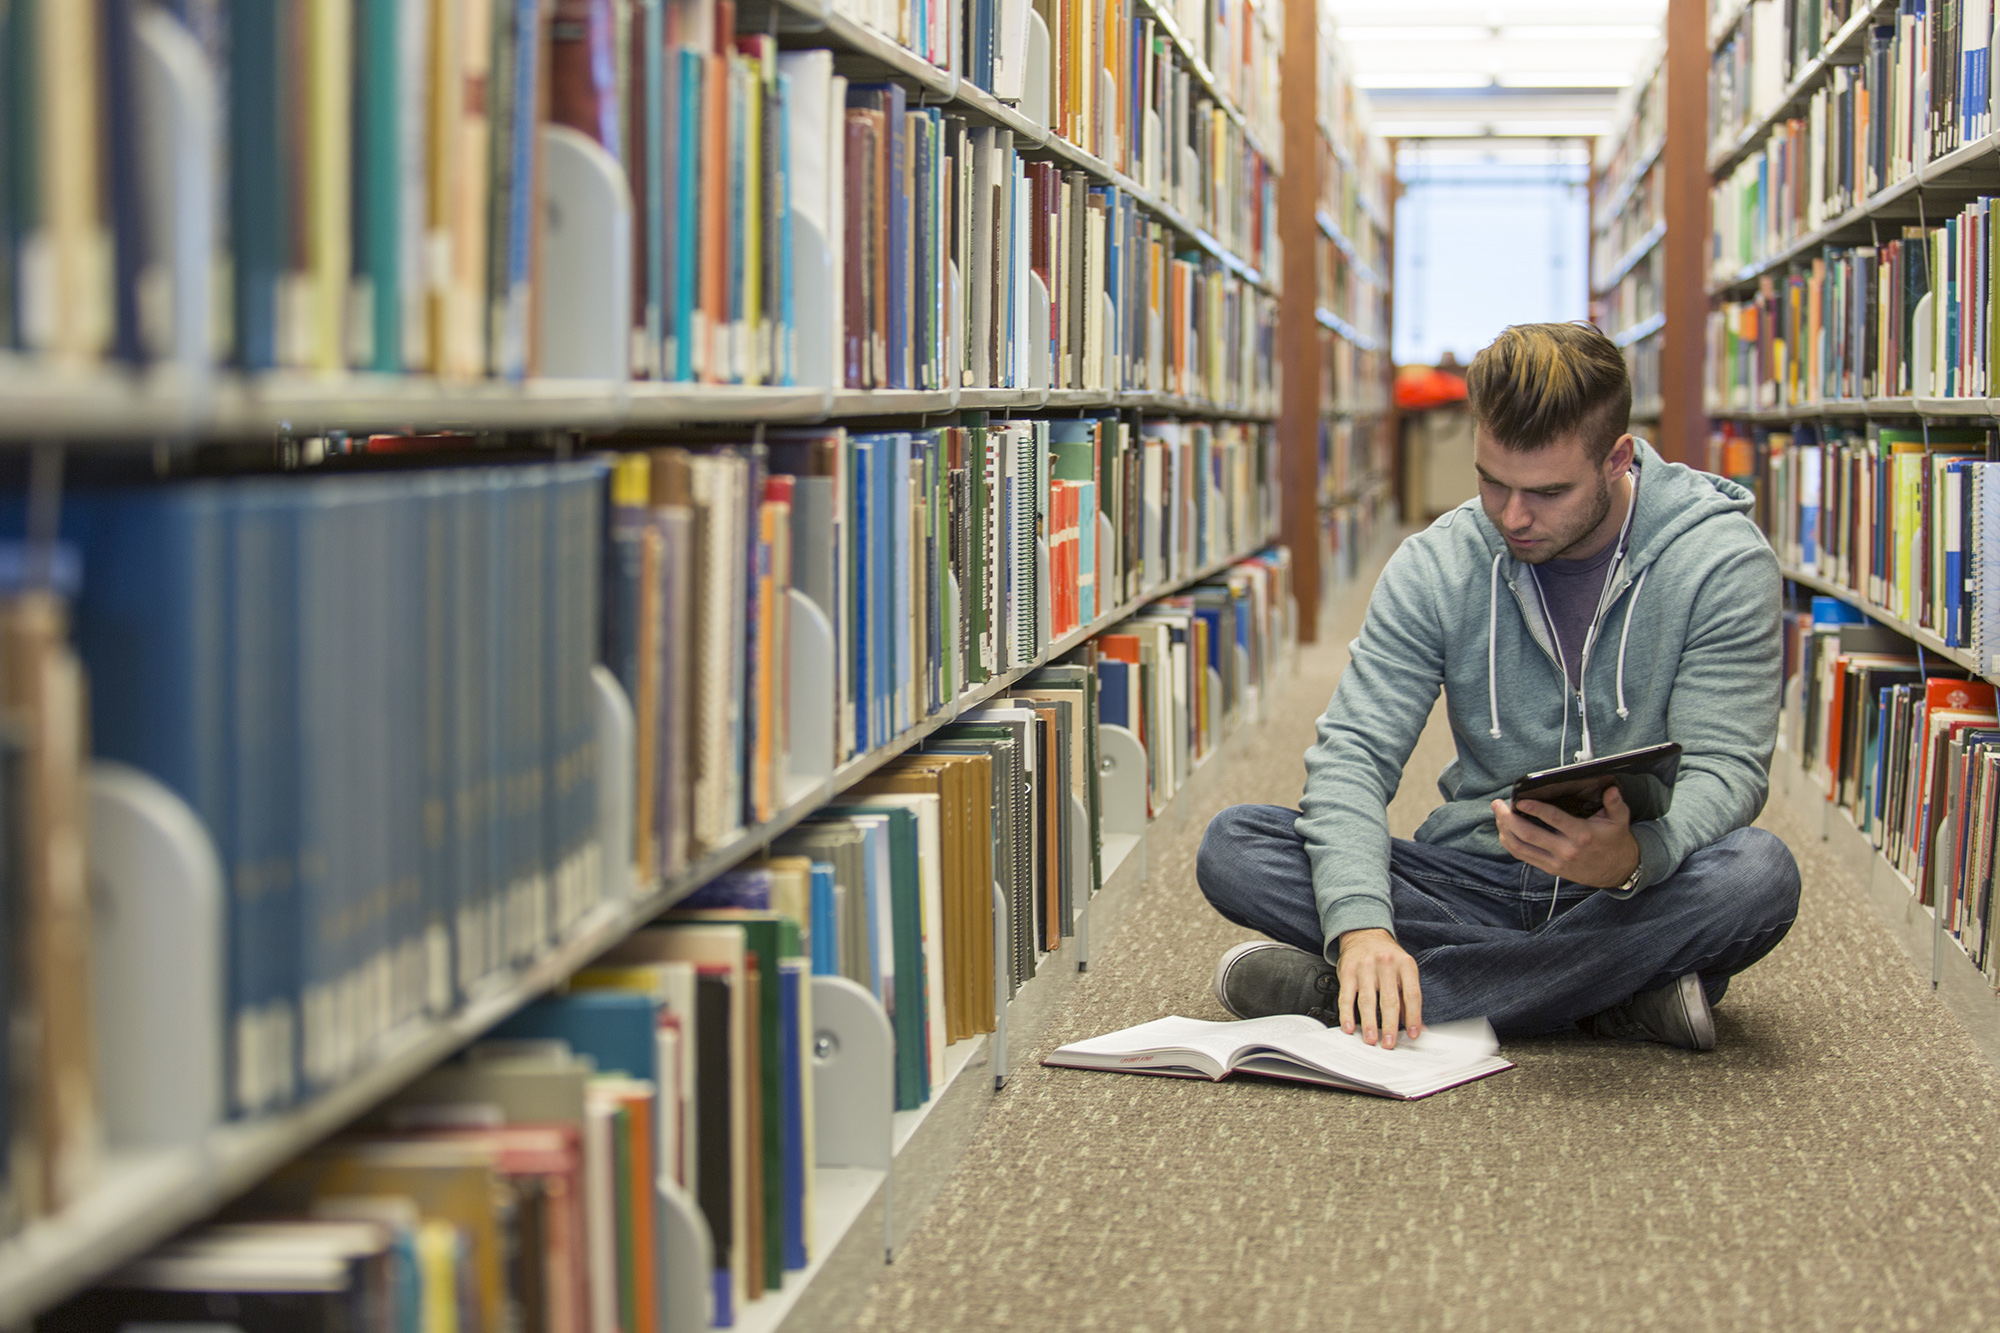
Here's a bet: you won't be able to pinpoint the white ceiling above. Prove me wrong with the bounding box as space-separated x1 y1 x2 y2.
1323 0 1668 139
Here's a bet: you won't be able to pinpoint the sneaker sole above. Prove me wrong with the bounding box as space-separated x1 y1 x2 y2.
1212 940 1320 1019
1676 973 1717 1051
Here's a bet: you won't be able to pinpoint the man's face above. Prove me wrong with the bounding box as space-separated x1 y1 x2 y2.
1473 427 1632 565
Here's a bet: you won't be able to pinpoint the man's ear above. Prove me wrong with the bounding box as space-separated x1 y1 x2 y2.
1607 433 1636 476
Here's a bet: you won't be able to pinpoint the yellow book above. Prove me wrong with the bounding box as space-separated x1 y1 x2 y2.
36 0 110 362
426 0 464 376
417 1217 463 1333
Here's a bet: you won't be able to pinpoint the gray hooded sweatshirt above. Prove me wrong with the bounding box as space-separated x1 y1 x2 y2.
1298 440 1782 947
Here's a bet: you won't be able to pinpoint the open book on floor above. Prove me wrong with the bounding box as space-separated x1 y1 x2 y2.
1043 1014 1514 1100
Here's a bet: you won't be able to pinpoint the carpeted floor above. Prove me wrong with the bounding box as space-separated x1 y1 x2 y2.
848 545 2000 1333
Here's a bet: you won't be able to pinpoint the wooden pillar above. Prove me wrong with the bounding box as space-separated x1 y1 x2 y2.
1279 0 1324 640
1658 0 1708 465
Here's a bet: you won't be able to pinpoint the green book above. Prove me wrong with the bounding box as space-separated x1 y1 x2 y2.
818 805 927 1110
664 911 803 1290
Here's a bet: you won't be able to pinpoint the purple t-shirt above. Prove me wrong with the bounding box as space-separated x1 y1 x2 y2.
1530 537 1618 691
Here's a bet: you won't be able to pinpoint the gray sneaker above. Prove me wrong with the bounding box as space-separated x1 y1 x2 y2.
1213 941 1342 1025
1587 973 1715 1051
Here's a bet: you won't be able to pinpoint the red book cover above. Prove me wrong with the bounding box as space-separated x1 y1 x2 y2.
550 0 620 150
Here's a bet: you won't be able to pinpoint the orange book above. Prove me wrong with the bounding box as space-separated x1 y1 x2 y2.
616 1087 660 1333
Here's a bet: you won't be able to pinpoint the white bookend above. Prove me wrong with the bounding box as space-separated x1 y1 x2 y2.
90 762 225 1151
133 5 218 378
593 664 636 907
538 125 632 382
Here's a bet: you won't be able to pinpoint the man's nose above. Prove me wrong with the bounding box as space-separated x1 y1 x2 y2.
1502 493 1531 531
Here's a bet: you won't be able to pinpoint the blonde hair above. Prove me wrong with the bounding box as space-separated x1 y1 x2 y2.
1465 322 1631 461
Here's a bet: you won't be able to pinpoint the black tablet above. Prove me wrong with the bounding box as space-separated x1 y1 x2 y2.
1509 741 1682 829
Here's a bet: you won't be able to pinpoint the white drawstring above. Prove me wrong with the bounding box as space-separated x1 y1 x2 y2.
1487 550 1505 739
1614 566 1649 720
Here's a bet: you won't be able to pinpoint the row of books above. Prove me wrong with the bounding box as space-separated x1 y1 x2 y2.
1751 423 2000 658
1786 598 2000 982
1099 550 1292 814
1323 331 1390 417
0 0 1276 389
31 462 608 1137
1711 4 1999 281
1318 417 1389 506
1593 62 1663 238
34 540 1297 1320
1598 245 1663 346
601 418 1280 881
1708 195 2000 410
44 907 815 1330
820 87 1279 401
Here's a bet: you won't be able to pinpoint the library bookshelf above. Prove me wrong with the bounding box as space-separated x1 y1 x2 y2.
0 0 1396 1325
1277 0 1395 642
0 519 1289 1331
1592 43 1668 429
1700 1 2000 1078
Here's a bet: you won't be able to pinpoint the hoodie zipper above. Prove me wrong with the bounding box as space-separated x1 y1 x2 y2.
1506 562 1639 742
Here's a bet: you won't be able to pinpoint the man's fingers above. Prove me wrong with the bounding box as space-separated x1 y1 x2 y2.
1401 959 1424 1037
1357 970 1380 1044
1338 960 1358 1035
1379 979 1402 1050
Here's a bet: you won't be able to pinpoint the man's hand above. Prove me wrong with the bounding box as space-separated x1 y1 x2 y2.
1335 927 1422 1049
1491 783 1642 889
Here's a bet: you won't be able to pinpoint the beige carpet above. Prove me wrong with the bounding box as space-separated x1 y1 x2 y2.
849 547 2000 1333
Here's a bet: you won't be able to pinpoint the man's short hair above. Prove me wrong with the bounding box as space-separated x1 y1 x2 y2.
1466 322 1632 462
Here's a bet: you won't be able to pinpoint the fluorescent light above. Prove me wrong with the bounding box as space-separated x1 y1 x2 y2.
1335 25 1491 41
1354 71 1494 88
1496 24 1660 39
1492 119 1612 136
1373 120 1489 137
1496 70 1635 87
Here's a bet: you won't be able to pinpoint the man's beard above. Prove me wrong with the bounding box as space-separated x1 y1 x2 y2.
1518 473 1615 565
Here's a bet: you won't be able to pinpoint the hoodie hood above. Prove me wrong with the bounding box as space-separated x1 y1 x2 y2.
1293 439 1782 948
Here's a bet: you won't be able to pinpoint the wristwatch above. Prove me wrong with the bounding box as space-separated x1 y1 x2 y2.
1614 860 1644 893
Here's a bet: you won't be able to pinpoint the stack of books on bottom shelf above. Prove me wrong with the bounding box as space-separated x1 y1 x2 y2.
29 542 1297 1328
1786 596 2000 982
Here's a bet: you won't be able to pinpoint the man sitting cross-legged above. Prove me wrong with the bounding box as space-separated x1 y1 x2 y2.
1198 321 1800 1052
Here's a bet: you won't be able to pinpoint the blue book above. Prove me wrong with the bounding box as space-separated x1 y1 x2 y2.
1810 595 1868 628
1096 659 1131 730
231 483 302 1110
415 472 456 1017
295 481 359 1093
850 435 875 750
682 868 774 910
226 0 284 368
492 990 660 1083
778 959 807 1269
1947 460 1971 647
808 861 838 973
453 472 496 996
481 469 515 983
893 433 913 733
500 0 544 378
62 486 238 1096
643 0 665 376
357 0 402 370
672 43 700 380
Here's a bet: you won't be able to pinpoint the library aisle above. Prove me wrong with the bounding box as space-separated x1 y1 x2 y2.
850 541 2000 1333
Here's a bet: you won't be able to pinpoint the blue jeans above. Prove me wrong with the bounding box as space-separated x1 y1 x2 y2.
1195 806 1801 1038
